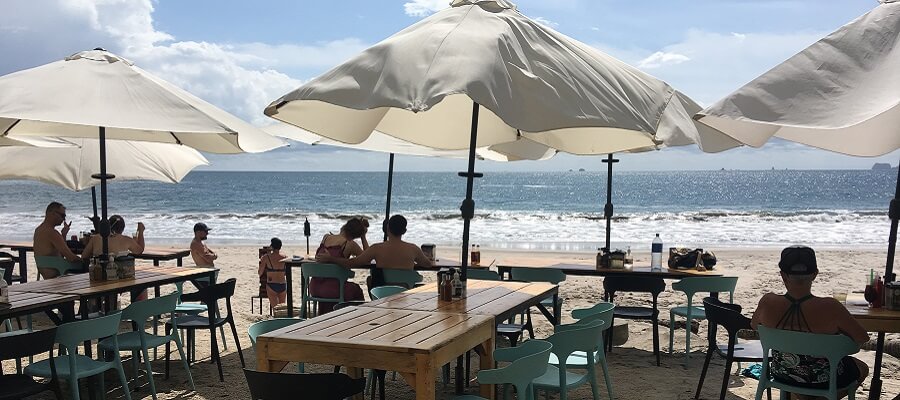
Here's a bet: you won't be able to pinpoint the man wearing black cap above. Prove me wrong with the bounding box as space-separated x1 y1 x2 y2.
190 222 217 267
751 245 868 396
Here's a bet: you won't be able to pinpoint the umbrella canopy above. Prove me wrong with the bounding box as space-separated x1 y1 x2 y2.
0 49 285 153
696 3 900 397
0 136 76 147
695 0 900 157
265 0 739 155
0 138 208 191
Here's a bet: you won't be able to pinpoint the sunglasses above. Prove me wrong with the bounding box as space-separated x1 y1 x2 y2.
55 211 67 219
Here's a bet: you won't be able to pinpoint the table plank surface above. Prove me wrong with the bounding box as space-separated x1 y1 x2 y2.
0 291 77 320
846 295 900 333
498 257 723 278
361 280 557 321
8 265 214 297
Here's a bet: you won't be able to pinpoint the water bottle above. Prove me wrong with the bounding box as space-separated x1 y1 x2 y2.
651 234 663 270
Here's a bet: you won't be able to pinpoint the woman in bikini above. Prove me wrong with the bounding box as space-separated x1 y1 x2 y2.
751 246 869 399
258 237 288 313
310 218 368 313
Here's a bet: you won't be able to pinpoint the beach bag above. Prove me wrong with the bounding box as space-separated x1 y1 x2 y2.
667 248 717 270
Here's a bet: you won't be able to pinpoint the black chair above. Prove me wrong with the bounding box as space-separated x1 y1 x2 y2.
166 278 244 382
244 369 366 400
695 297 771 400
0 328 60 400
603 276 666 365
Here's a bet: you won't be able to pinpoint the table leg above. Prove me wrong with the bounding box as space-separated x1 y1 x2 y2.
347 367 365 400
177 257 183 267
553 293 561 325
285 265 294 318
18 249 28 283
455 355 464 394
80 298 93 357
153 260 160 266
479 335 495 399
869 332 885 400
415 355 436 400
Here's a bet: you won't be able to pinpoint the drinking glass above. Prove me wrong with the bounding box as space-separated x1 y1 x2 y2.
864 285 877 306
832 289 848 304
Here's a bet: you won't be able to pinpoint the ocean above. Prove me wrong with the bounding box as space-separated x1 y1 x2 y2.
0 170 895 251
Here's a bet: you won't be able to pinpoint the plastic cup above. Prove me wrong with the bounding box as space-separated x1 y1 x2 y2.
832 290 848 303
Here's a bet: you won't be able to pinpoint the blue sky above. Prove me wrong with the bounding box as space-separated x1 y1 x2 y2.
1 0 897 171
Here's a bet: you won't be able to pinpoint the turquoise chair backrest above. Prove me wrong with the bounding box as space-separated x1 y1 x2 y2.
478 339 553 400
547 319 605 361
56 312 123 354
672 276 738 306
370 285 407 300
466 268 501 281
757 325 860 398
571 302 614 348
34 255 81 276
121 293 179 325
301 263 354 281
380 269 423 289
511 267 566 284
248 318 303 346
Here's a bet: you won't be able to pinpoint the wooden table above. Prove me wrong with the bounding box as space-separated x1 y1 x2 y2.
361 279 560 324
0 291 77 324
135 248 192 266
497 258 723 279
282 257 493 319
256 306 495 400
844 294 900 400
0 241 35 283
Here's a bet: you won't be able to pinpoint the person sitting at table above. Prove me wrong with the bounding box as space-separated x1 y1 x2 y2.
33 201 81 279
310 217 369 313
258 237 288 313
751 245 869 399
318 215 432 289
81 215 145 259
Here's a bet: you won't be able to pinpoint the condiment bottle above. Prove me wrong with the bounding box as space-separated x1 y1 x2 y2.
875 273 885 308
471 245 481 266
440 274 453 301
451 271 462 298
596 248 604 269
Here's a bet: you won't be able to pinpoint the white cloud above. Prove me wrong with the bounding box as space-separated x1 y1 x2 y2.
404 0 449 17
533 17 559 28
636 51 690 69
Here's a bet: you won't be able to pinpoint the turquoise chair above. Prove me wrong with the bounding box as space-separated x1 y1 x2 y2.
533 319 606 400
511 267 566 335
755 325 860 400
668 276 738 361
301 263 355 317
453 339 553 400
370 285 407 300
549 302 615 400
98 293 193 400
2 317 33 373
25 312 131 400
34 255 82 280
380 269 423 289
248 318 305 373
466 268 502 281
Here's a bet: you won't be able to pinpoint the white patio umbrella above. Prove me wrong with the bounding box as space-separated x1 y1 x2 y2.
0 48 285 263
696 1 900 397
266 0 739 277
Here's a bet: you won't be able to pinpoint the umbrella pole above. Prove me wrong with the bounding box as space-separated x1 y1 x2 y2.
95 127 111 276
870 161 900 400
458 102 483 281
384 153 395 242
90 187 100 233
602 154 618 252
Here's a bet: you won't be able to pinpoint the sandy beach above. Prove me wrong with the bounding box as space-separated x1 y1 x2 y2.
4 245 899 400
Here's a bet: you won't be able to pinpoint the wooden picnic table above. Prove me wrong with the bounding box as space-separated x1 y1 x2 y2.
0 291 77 325
256 306 496 400
496 258 723 279
0 241 191 282
844 294 900 400
361 279 560 324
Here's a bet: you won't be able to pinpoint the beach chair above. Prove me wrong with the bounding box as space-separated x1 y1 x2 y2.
452 339 553 400
380 269 423 289
248 318 305 373
603 276 665 365
533 319 607 400
669 276 738 362
695 297 770 400
755 325 860 400
301 263 354 317
549 302 615 400
243 369 365 400
25 313 131 400
99 293 194 400
165 278 244 382
0 328 60 400
34 255 82 279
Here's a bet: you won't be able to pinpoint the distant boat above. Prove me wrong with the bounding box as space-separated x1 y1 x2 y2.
578 168 586 172
872 162 893 170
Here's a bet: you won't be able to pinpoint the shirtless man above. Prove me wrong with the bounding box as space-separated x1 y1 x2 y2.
190 223 217 267
751 246 869 398
33 202 81 278
317 214 432 274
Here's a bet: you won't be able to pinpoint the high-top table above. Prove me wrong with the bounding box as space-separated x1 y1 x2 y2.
256 306 496 400
0 241 34 282
844 295 900 400
496 258 723 279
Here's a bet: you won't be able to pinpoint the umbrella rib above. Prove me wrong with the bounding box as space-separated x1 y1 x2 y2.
416 7 475 107
169 132 183 145
2 119 21 136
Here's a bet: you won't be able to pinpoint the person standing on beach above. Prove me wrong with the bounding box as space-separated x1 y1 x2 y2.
190 222 217 267
751 246 869 399
33 201 81 279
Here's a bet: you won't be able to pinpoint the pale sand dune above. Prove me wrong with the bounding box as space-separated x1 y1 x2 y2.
4 246 899 399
